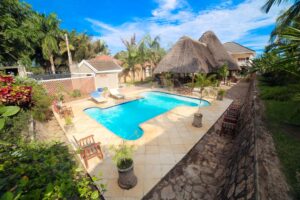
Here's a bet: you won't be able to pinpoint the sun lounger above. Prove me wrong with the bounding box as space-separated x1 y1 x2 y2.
109 88 125 99
90 91 106 103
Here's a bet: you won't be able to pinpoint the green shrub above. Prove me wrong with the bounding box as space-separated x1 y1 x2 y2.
110 143 135 169
259 84 300 101
0 110 30 142
0 142 106 199
70 89 81 98
15 77 52 121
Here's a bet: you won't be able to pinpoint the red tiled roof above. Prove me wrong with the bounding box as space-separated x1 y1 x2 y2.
86 55 122 72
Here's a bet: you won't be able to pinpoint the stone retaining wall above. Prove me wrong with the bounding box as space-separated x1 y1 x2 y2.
216 79 256 200
143 78 291 200
143 79 260 200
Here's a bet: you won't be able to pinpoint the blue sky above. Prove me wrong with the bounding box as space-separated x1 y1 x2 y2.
24 0 288 54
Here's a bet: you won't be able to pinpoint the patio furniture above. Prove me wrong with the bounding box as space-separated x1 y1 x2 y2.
90 91 106 103
109 88 125 99
74 135 104 169
220 121 237 136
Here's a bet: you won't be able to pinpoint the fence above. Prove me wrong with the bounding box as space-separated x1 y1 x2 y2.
40 76 95 97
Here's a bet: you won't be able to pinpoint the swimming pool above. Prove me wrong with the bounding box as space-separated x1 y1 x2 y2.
84 91 210 140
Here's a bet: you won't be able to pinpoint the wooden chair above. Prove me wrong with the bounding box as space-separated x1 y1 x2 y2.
220 121 237 136
74 135 104 169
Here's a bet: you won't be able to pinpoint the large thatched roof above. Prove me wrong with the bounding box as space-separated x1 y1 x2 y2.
154 36 218 73
199 31 240 71
154 31 240 74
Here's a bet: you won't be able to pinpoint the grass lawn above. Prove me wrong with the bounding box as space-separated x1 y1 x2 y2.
259 84 300 199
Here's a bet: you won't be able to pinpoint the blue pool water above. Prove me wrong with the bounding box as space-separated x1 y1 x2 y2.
84 91 210 140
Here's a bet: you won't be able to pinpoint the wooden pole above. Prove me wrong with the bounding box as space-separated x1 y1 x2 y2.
65 33 73 67
191 73 195 88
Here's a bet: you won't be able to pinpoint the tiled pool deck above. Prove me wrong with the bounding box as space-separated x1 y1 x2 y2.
60 89 232 200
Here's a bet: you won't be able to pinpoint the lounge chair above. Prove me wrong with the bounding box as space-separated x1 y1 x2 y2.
109 88 125 99
90 91 106 103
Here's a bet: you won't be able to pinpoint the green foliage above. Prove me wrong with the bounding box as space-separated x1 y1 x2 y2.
15 77 52 121
218 64 229 83
0 142 105 199
0 105 20 130
0 110 30 142
271 129 300 199
259 84 300 101
110 142 135 169
0 0 110 72
217 89 226 96
64 116 73 125
70 89 81 98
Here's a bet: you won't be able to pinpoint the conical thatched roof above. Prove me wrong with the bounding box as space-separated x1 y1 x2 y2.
199 31 240 71
154 36 218 74
154 31 240 74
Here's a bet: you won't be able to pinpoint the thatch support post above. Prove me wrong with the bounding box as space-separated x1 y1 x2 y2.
191 73 195 89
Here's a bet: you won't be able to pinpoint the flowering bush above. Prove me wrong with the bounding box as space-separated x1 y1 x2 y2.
0 75 32 107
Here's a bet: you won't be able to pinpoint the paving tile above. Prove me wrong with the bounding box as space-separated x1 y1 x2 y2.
159 153 176 165
145 165 162 179
145 145 160 154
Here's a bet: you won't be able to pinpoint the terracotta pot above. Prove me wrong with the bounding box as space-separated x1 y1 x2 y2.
117 162 137 189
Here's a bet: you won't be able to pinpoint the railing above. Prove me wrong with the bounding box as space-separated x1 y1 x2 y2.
28 73 71 81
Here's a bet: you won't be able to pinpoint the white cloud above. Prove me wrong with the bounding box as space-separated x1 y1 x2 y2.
86 0 289 54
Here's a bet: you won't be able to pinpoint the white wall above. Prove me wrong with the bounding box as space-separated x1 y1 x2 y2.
94 73 119 89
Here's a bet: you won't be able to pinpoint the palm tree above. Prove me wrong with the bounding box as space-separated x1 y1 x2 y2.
92 40 110 55
39 13 61 74
120 35 140 82
145 35 166 76
138 37 150 81
218 63 229 84
194 73 214 103
262 0 300 27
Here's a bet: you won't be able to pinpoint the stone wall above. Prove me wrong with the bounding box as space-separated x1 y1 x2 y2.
143 79 264 200
216 80 256 200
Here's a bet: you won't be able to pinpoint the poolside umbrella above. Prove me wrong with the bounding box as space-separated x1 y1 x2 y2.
154 36 217 74
198 31 240 71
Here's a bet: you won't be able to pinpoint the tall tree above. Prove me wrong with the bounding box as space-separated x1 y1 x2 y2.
145 35 166 76
37 13 61 74
120 35 140 82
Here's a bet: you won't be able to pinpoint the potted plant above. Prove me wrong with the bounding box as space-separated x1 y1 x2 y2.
110 142 137 189
64 116 74 132
217 89 226 100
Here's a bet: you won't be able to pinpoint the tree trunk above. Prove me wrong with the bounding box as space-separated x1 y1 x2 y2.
191 73 195 89
132 69 135 82
65 33 73 70
50 54 56 74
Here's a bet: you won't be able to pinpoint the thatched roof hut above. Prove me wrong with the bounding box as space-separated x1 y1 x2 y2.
154 31 240 74
154 36 218 73
199 31 240 71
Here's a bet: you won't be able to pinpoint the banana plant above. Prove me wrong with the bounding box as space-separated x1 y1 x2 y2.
0 106 20 130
